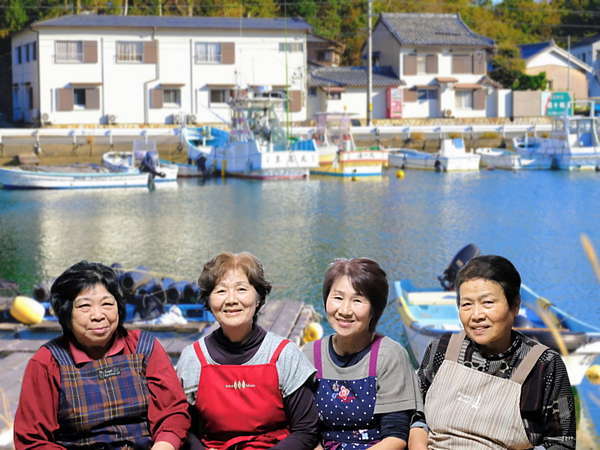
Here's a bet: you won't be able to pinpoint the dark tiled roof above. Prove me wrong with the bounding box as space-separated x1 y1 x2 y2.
32 14 311 31
519 41 554 59
378 13 493 47
572 33 600 49
309 66 403 87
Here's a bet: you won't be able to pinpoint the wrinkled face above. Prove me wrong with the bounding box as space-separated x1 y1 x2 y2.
458 278 517 354
209 268 258 341
326 275 372 340
70 283 119 356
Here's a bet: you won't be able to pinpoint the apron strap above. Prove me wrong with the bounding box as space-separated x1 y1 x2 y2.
445 330 466 362
368 335 384 377
313 339 323 379
270 339 290 364
510 343 548 384
193 340 209 367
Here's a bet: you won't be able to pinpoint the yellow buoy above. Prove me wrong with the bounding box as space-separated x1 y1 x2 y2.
10 295 46 325
585 365 600 384
303 322 324 343
395 169 405 179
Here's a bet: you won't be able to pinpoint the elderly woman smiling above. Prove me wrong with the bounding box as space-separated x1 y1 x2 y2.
409 255 576 449
14 261 191 449
176 252 319 449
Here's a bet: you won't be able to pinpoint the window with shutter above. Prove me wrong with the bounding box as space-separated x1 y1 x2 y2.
195 43 222 64
57 88 74 111
117 42 144 63
55 41 84 63
403 54 417 76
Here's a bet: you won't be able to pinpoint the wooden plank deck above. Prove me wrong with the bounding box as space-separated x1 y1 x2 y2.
0 299 318 449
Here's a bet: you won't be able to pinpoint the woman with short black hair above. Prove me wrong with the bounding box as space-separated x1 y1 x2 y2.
14 261 190 449
409 255 576 449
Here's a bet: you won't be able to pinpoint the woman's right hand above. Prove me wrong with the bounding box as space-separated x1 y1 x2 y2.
314 445 324 450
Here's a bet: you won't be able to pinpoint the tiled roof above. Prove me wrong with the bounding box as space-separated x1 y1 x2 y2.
519 41 554 59
32 14 311 31
378 13 493 47
309 66 403 87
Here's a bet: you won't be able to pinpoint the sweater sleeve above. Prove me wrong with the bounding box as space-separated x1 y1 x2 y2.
270 381 320 450
14 348 65 449
145 337 192 449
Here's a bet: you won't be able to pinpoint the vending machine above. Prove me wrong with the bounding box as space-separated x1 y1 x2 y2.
386 87 403 118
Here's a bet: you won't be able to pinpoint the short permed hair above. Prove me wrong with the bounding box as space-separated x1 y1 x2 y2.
198 252 272 319
455 255 522 310
322 258 388 332
50 261 127 339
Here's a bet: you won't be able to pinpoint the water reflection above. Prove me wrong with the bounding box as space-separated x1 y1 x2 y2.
0 170 598 341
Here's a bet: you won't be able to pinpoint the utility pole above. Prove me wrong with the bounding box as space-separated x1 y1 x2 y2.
367 0 373 126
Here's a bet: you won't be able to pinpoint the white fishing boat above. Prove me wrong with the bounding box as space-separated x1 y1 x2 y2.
475 147 553 170
0 142 177 190
310 112 387 177
389 138 480 172
179 126 229 177
206 97 319 180
511 102 600 171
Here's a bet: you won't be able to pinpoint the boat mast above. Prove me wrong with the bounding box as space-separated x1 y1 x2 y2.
367 0 373 126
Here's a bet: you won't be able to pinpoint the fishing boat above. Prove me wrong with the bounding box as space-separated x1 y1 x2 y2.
205 96 319 180
511 102 600 171
389 138 480 172
0 142 178 190
179 126 230 177
476 146 553 170
310 112 387 177
393 244 600 437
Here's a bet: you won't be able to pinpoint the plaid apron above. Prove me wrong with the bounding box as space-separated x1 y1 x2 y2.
45 331 154 449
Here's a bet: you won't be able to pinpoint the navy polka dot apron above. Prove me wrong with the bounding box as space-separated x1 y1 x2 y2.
313 336 383 449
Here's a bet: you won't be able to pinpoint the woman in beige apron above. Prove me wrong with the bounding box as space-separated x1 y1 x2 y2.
408 255 576 449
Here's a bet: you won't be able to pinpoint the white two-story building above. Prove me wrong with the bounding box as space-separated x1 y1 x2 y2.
11 14 311 125
371 13 503 119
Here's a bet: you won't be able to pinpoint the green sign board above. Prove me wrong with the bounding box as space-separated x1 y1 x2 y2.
546 92 572 117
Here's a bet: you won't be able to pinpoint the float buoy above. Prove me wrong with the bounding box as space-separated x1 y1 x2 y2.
10 295 45 325
395 169 405 179
585 365 600 384
303 322 324 343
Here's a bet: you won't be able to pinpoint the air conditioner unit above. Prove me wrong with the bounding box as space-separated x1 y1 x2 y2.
41 112 51 125
108 114 117 125
173 114 182 125
186 114 197 124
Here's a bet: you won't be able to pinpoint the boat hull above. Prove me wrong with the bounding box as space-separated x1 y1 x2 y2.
0 166 178 189
311 149 386 177
389 150 480 172
207 141 318 180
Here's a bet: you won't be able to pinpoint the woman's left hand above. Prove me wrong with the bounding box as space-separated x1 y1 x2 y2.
151 442 176 450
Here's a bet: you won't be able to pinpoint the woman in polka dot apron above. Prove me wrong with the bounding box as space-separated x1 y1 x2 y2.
303 258 422 449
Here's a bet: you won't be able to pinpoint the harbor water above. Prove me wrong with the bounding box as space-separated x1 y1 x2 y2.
0 169 598 341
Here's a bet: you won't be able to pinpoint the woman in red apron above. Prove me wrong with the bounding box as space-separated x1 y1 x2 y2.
14 261 191 449
409 255 576 449
303 258 421 449
176 252 319 449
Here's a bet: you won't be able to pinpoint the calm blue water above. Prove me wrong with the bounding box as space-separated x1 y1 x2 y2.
0 169 599 341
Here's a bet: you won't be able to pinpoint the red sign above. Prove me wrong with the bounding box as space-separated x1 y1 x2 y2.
387 87 403 118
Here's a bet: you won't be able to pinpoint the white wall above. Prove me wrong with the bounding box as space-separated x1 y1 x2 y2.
372 23 401 76
20 26 308 125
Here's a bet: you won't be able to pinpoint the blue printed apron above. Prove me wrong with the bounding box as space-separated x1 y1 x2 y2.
313 335 383 449
45 331 154 449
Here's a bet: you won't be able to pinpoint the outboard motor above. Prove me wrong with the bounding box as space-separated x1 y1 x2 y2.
438 244 480 291
139 151 166 191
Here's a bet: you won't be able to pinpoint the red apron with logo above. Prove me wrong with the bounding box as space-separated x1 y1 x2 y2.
193 339 291 449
